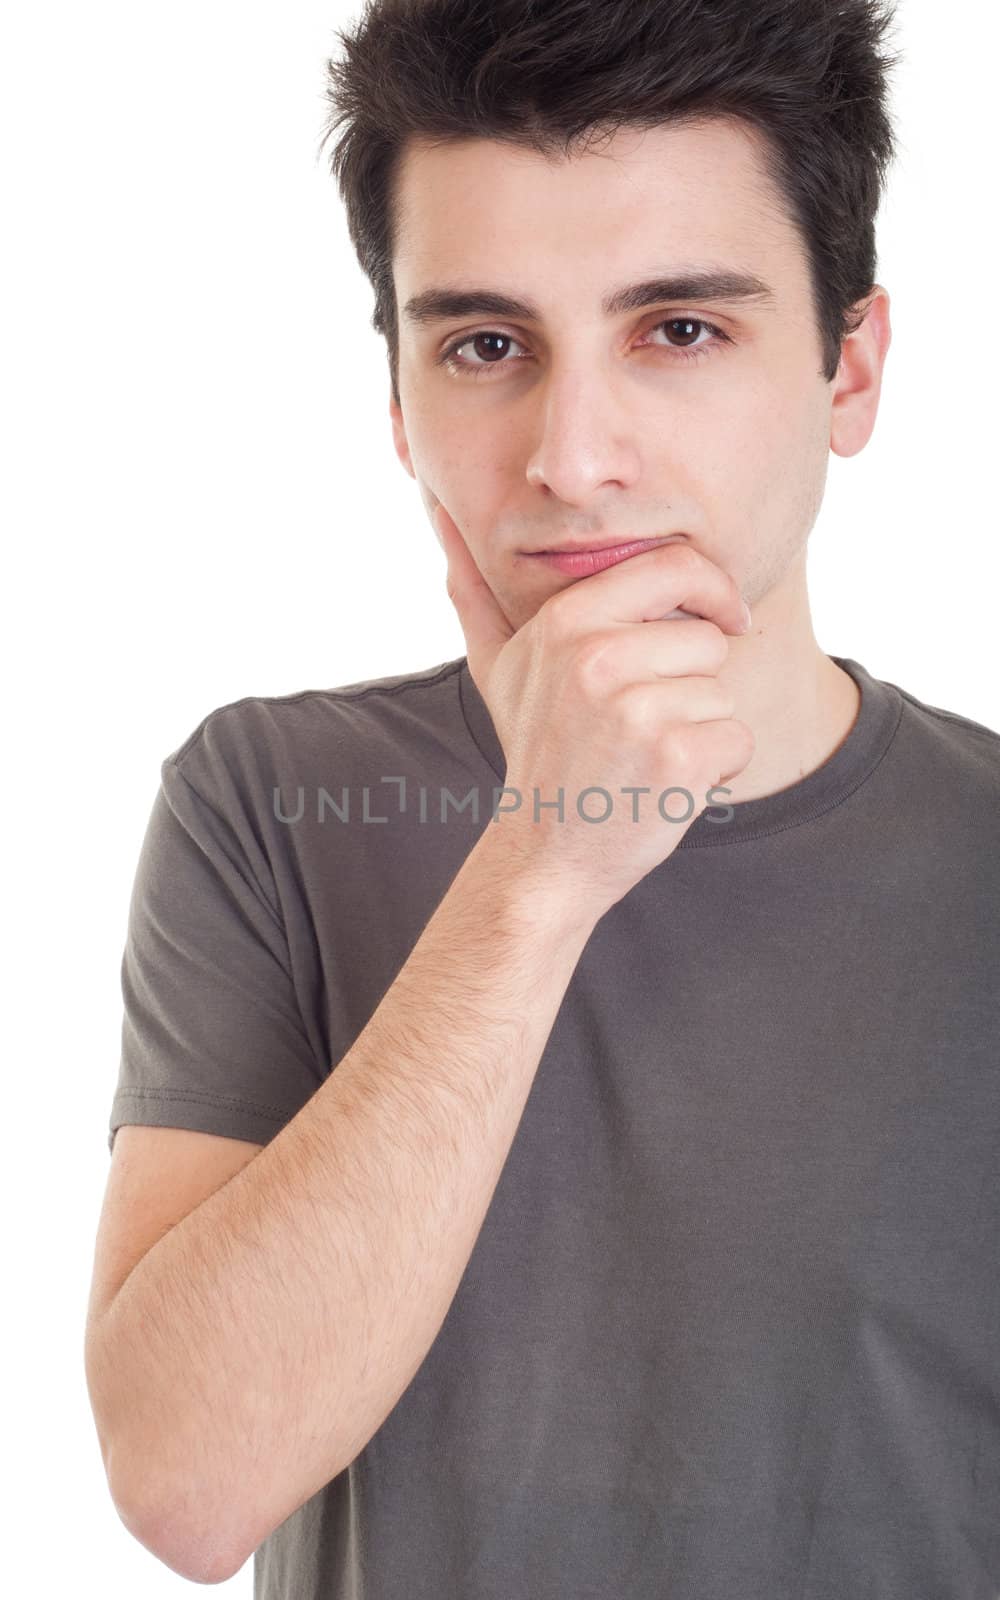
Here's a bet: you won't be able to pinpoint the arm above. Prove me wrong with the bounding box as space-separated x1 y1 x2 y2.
87 828 597 1584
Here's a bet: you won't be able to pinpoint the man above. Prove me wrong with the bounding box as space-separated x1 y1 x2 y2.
85 0 1000 1594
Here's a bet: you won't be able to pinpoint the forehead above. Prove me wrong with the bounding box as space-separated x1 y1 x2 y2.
392 119 800 305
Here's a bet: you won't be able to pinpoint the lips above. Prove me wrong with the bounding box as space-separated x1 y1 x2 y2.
529 533 686 555
527 537 688 578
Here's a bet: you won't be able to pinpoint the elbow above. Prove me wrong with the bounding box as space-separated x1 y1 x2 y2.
86 1327 250 1584
112 1472 249 1586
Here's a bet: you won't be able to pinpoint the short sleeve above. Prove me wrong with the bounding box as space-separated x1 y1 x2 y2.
108 756 325 1154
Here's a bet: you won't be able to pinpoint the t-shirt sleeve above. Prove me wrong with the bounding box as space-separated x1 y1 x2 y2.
108 754 325 1154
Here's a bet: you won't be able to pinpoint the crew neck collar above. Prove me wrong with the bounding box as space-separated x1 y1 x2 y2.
457 655 903 847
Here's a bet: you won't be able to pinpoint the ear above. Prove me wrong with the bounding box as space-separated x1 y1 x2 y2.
389 389 416 479
829 286 893 460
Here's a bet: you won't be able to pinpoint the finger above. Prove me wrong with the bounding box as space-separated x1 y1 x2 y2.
576 625 733 687
563 542 750 637
614 675 738 728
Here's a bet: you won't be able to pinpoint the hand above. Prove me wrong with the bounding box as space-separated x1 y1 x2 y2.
434 503 755 918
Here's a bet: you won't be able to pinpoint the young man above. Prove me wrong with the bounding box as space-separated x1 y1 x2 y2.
86 1 1000 1594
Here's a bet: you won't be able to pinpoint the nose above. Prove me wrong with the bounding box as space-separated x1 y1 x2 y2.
525 364 642 503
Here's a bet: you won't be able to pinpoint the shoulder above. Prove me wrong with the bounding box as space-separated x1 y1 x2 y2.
160 657 469 801
889 675 1000 789
875 672 1000 877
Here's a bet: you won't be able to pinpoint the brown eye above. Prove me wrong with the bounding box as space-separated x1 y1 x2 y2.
664 318 702 346
643 317 730 364
439 329 529 375
469 334 512 363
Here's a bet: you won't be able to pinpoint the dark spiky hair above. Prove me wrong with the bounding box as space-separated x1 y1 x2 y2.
319 0 904 406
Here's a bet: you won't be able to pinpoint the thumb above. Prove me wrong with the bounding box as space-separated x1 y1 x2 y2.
433 502 514 677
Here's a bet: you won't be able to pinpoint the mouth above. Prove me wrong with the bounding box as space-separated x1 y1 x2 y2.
525 533 688 555
523 535 689 578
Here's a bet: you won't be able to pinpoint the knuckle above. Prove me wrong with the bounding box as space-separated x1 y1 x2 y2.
665 542 702 576
662 722 696 773
710 678 738 718
571 632 623 694
538 593 575 646
614 685 654 741
696 621 730 670
690 676 734 720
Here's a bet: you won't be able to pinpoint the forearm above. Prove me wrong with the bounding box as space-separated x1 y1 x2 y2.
93 830 596 1581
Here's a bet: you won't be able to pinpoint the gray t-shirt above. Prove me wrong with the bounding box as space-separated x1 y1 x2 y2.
108 653 1000 1598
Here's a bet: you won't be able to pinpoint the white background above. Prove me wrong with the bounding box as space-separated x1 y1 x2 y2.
3 0 997 1591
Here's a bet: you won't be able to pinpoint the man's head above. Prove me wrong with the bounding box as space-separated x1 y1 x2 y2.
320 0 901 632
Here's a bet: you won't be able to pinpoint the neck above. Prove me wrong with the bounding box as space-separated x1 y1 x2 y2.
715 554 861 806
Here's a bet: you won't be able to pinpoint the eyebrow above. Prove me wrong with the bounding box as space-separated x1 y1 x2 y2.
402 268 777 328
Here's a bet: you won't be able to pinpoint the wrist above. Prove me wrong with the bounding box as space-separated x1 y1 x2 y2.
464 823 604 943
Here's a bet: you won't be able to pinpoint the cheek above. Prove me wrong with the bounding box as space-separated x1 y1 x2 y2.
746 400 832 588
731 382 829 511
